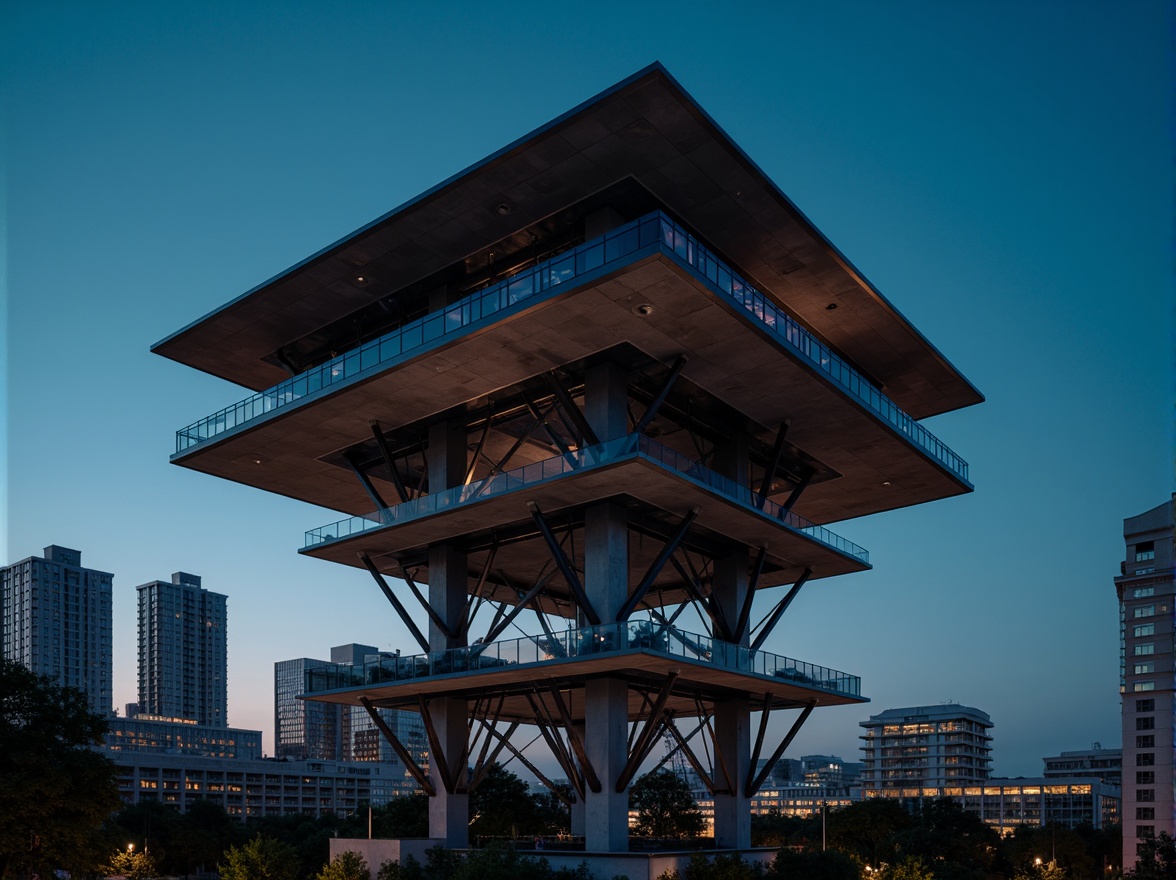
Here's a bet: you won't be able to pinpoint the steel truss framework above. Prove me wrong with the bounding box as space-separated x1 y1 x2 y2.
334 350 837 814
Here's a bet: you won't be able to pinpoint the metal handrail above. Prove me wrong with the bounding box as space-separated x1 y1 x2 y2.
302 433 869 564
303 621 861 698
174 212 968 485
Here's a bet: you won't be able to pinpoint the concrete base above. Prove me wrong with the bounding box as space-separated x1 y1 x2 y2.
327 839 444 878
329 839 775 880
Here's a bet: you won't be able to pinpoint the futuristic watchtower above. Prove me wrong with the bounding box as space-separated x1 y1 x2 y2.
155 64 980 853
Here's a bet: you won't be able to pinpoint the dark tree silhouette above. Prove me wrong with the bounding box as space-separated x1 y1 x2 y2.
629 769 704 838
0 658 120 879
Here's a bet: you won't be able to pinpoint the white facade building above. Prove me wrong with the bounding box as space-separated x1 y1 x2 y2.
860 703 993 794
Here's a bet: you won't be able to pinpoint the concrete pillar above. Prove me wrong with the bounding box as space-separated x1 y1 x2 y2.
426 419 468 846
711 435 752 850
581 360 631 851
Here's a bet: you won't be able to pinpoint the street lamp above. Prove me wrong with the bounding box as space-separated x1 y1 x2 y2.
127 843 134 853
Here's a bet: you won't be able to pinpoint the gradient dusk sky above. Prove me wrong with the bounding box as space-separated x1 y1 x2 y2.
3 1 1171 776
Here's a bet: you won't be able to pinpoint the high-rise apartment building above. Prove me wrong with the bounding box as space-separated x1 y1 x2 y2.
860 704 993 796
137 572 227 726
1116 495 1175 866
1 545 113 715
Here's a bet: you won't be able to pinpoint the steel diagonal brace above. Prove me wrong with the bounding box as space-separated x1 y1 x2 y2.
478 568 557 651
398 564 459 641
746 701 816 797
526 692 584 799
542 371 600 447
470 696 512 789
634 355 687 434
748 692 774 785
369 420 411 503
756 422 790 509
360 698 435 796
357 552 429 653
733 546 768 643
417 695 459 795
527 502 598 625
660 715 717 795
615 671 678 792
750 567 813 653
617 508 699 621
343 451 389 513
646 602 690 648
471 719 520 791
780 468 814 516
477 721 573 806
524 392 573 456
461 538 499 639
464 406 493 486
546 685 601 793
697 698 735 796
670 553 732 641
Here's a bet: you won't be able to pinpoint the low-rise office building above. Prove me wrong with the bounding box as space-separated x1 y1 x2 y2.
105 714 262 760
908 778 1119 833
109 752 403 818
1043 747 1122 787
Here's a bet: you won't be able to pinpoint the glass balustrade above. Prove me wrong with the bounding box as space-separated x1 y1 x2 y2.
303 433 869 565
174 212 968 484
303 620 860 698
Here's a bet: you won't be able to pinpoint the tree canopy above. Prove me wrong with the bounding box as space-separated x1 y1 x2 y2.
0 658 121 879
629 769 705 838
219 835 301 880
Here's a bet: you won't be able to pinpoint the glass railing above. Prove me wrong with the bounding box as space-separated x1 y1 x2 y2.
174 212 968 486
303 621 861 698
302 433 869 565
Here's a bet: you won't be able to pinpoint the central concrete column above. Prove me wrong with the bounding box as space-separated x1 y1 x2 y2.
711 435 752 850
427 419 468 846
581 361 631 851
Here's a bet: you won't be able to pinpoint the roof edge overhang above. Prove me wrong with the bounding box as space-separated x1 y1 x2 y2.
153 61 982 418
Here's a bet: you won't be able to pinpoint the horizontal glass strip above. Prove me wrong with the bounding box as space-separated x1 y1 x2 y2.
303 433 868 565
175 212 967 485
303 621 861 699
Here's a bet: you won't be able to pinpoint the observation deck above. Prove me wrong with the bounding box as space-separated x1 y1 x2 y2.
168 213 969 527
301 433 869 611
303 622 865 720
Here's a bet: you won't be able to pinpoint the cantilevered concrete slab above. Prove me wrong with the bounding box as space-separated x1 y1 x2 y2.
300 450 870 599
172 250 970 526
153 64 981 421
307 648 866 720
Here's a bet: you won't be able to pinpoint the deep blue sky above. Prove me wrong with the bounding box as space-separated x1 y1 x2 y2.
3 1 1171 776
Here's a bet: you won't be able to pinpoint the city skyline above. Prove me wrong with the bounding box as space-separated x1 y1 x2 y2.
4 3 1171 775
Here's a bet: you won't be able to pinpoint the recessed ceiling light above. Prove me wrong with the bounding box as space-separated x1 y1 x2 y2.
881 481 891 487
355 275 367 284
496 203 512 216
826 303 838 311
633 303 654 317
